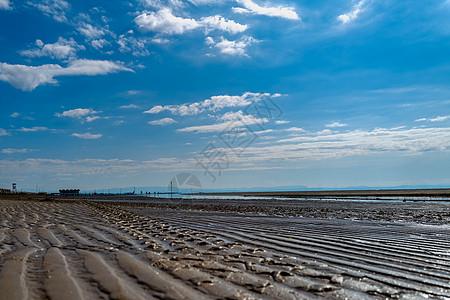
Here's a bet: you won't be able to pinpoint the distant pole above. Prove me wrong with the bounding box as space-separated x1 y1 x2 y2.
170 181 172 201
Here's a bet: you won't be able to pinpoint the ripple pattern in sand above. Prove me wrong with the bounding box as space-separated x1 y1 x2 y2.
0 199 449 299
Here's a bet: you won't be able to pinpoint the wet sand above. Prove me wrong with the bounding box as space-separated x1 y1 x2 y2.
0 196 449 299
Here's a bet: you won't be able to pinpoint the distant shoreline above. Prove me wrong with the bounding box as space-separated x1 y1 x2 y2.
191 188 450 198
3 187 450 202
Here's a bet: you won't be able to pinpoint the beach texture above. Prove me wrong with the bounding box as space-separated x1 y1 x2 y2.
0 197 449 299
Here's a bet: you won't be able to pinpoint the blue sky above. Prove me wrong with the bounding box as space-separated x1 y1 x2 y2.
2 0 450 192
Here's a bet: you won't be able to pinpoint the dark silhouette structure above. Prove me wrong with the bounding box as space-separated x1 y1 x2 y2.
59 189 80 196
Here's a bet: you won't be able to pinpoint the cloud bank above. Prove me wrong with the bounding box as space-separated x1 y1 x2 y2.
0 60 133 91
233 0 299 20
20 37 85 60
144 92 280 115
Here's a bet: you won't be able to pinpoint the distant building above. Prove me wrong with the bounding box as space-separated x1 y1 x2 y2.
59 189 80 196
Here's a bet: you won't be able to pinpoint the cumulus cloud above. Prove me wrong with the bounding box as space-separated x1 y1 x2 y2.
205 35 257 56
77 23 105 39
144 92 278 116
177 110 268 133
140 0 186 9
337 0 368 24
86 116 100 122
326 121 348 128
200 15 248 34
0 0 12 10
275 120 290 124
28 0 70 23
233 0 299 20
20 37 85 60
148 117 177 125
0 59 133 91
1 148 37 154
0 128 10 136
71 132 102 139
56 108 101 123
91 39 109 50
135 9 200 35
285 127 305 132
117 31 151 56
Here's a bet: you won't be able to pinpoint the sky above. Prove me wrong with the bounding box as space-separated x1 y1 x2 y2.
2 0 450 192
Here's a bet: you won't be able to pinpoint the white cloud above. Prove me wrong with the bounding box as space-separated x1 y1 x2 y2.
275 120 290 124
86 116 101 122
200 15 248 34
56 108 101 123
415 115 450 122
144 92 278 115
127 90 141 96
0 59 133 91
326 121 348 128
187 0 226 5
0 0 12 10
135 9 200 35
213 125 450 165
77 23 105 39
1 148 37 154
151 38 170 44
117 32 151 56
91 39 109 50
71 133 102 139
17 126 49 132
317 129 333 135
0 128 10 136
206 35 257 56
141 0 186 9
0 157 195 180
177 110 267 133
337 0 368 24
20 37 85 60
59 108 96 118
27 0 70 23
120 104 139 109
233 0 299 20
285 127 305 132
113 120 125 126
56 108 100 123
430 116 450 122
10 112 20 118
148 117 177 125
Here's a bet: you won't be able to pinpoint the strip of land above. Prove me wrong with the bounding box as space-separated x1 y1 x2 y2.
192 188 450 198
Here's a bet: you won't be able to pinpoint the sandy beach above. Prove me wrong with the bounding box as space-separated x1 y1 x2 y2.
0 195 449 299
